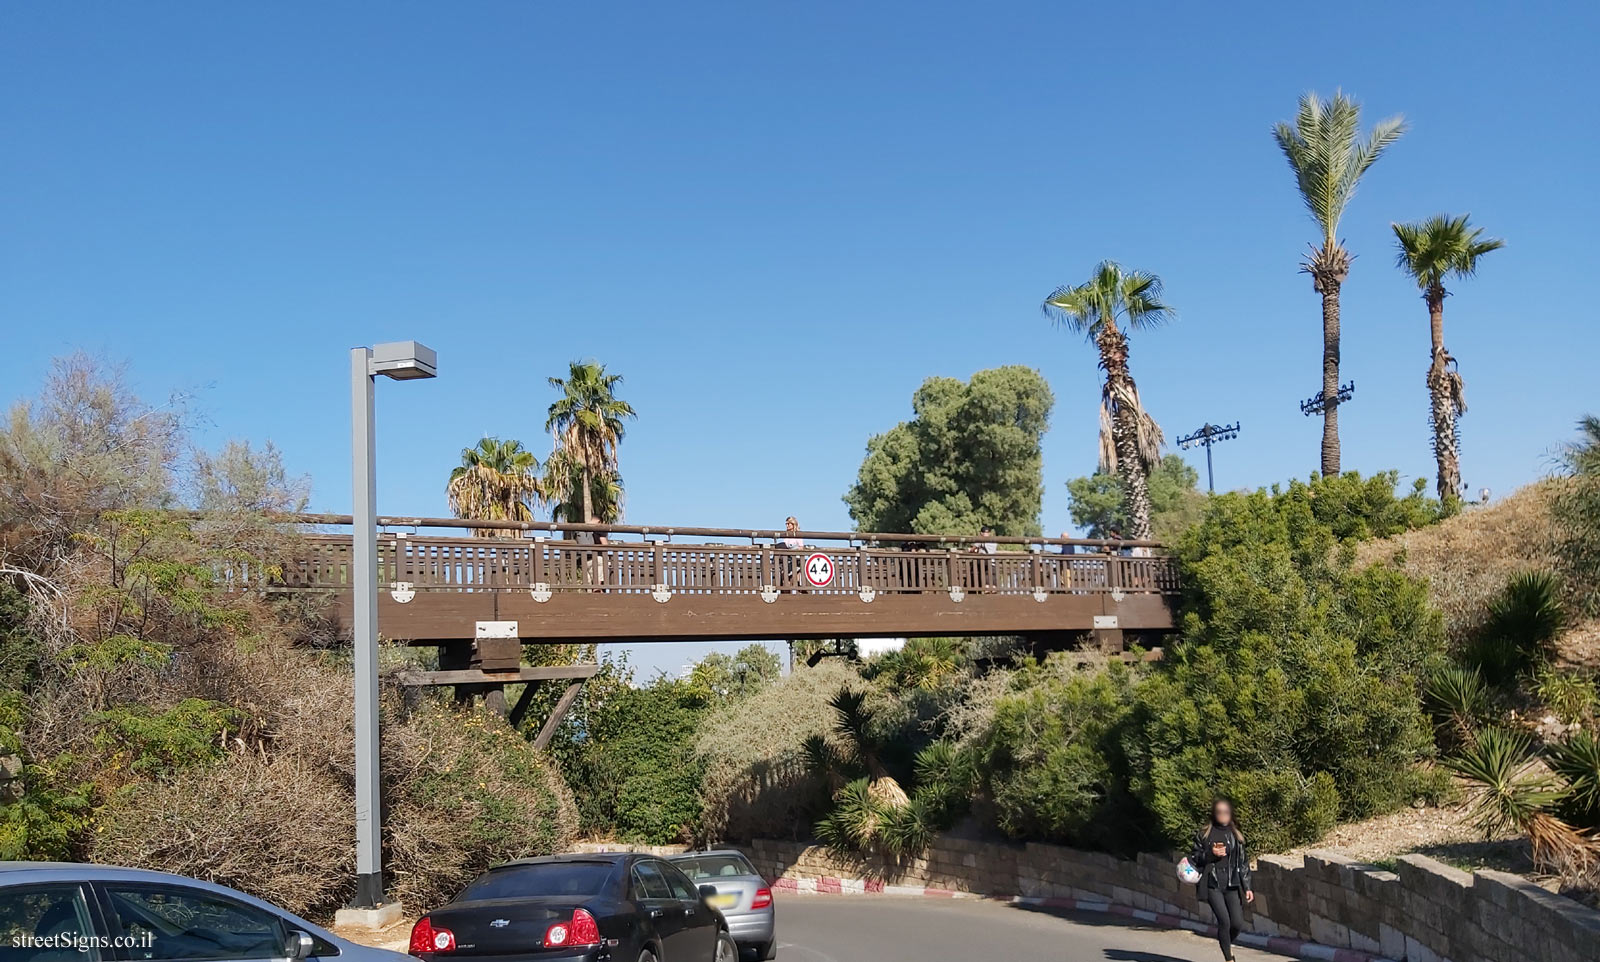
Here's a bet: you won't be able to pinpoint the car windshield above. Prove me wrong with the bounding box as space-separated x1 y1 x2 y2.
456 862 614 901
671 855 757 880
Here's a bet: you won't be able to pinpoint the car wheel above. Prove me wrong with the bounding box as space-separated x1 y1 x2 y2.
639 951 657 962
713 931 738 962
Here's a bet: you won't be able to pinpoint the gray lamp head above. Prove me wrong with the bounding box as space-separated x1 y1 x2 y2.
369 341 437 380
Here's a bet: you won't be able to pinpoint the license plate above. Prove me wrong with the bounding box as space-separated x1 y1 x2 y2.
709 894 738 909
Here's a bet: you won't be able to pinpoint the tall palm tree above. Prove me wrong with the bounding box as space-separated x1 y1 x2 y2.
446 437 542 535
1391 214 1504 503
545 360 636 525
1273 90 1406 477
544 445 625 523
1043 261 1173 539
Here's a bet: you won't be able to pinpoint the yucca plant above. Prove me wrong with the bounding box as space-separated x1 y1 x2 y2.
912 740 978 824
828 688 909 809
1547 731 1600 830
1447 727 1596 879
815 777 881 852
878 795 938 857
1424 665 1491 750
1468 571 1567 683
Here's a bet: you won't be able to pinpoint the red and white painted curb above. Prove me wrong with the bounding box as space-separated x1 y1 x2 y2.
769 877 1397 962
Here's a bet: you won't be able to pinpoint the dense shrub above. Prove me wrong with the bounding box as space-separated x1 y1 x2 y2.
1125 474 1447 853
976 660 1147 851
1464 571 1567 683
696 662 860 842
560 677 708 843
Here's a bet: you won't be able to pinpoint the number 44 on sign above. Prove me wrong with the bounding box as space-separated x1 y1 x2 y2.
804 553 835 588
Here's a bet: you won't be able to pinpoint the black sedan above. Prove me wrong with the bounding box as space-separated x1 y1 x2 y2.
409 854 739 962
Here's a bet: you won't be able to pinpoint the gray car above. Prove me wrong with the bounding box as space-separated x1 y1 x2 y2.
0 862 413 962
667 851 774 961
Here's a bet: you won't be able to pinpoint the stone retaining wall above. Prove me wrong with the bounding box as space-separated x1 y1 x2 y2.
743 837 1600 962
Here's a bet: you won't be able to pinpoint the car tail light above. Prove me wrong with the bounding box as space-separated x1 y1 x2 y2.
751 888 772 910
544 908 601 949
409 917 456 954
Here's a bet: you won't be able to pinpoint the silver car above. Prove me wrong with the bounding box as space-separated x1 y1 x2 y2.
668 851 774 961
0 862 412 962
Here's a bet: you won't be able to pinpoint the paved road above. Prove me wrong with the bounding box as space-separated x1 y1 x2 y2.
772 895 1308 962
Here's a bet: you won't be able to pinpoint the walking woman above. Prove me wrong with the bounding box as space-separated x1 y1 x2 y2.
1189 798 1254 961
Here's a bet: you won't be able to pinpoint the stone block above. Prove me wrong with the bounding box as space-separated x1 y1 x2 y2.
1405 933 1445 962
1308 915 1349 948
1397 854 1474 914
1379 922 1407 960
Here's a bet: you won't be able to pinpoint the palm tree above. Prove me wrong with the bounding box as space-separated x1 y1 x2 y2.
446 437 542 535
1392 214 1504 502
1273 90 1406 477
544 445 625 523
544 361 636 525
1043 261 1173 539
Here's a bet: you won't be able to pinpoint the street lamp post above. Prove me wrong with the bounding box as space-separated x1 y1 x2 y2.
349 341 436 912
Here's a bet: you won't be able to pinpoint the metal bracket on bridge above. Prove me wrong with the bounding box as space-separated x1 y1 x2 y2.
948 585 965 603
651 584 672 604
760 585 778 603
389 582 415 604
859 587 876 603
530 582 552 603
1111 589 1126 603
1032 588 1047 603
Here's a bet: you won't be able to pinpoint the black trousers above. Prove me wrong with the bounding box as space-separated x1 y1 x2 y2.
1204 887 1244 959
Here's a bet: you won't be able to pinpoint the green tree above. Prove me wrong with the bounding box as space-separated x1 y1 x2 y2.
1391 215 1504 504
843 367 1054 535
1066 455 1207 540
446 437 542 535
687 645 783 704
545 361 636 524
1043 262 1173 539
1273 91 1406 477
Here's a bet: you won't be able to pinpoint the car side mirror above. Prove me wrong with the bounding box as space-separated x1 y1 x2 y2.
284 930 315 961
698 884 718 899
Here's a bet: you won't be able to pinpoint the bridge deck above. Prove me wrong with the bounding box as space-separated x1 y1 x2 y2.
254 523 1179 643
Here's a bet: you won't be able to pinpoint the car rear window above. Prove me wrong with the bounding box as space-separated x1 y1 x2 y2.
456 863 614 902
671 855 757 880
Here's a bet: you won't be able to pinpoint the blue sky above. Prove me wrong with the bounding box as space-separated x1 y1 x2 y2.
4 2 1595 675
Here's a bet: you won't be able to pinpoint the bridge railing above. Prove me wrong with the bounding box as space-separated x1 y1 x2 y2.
255 517 1179 598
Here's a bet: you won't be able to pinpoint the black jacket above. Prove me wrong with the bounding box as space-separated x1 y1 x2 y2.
1189 827 1252 898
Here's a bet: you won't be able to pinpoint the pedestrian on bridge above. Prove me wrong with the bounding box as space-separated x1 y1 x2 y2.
781 517 803 590
1188 798 1254 962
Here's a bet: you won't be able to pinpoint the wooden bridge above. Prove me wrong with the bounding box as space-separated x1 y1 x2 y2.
260 516 1181 648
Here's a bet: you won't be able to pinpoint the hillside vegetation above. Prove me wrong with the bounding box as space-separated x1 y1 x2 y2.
1355 480 1600 665
0 358 577 920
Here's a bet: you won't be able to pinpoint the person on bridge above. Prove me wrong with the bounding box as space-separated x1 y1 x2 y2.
781 517 804 590
1188 798 1254 961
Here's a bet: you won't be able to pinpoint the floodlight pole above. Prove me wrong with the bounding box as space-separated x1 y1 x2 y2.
349 347 382 909
1176 421 1241 494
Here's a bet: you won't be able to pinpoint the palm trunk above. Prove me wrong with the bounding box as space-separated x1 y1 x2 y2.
581 465 594 525
1320 279 1342 478
1425 285 1460 503
1098 325 1154 540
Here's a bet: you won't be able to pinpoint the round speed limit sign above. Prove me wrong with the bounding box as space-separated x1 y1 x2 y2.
804 553 835 588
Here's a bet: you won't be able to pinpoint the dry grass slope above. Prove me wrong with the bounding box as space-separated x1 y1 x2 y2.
1353 480 1599 664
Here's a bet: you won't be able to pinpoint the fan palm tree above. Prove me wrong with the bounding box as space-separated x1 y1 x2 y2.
544 445 625 523
1043 261 1173 539
1274 90 1406 477
446 437 542 535
544 361 636 524
1392 214 1504 503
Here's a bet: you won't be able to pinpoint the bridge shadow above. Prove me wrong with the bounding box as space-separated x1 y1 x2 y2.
1101 953 1189 962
